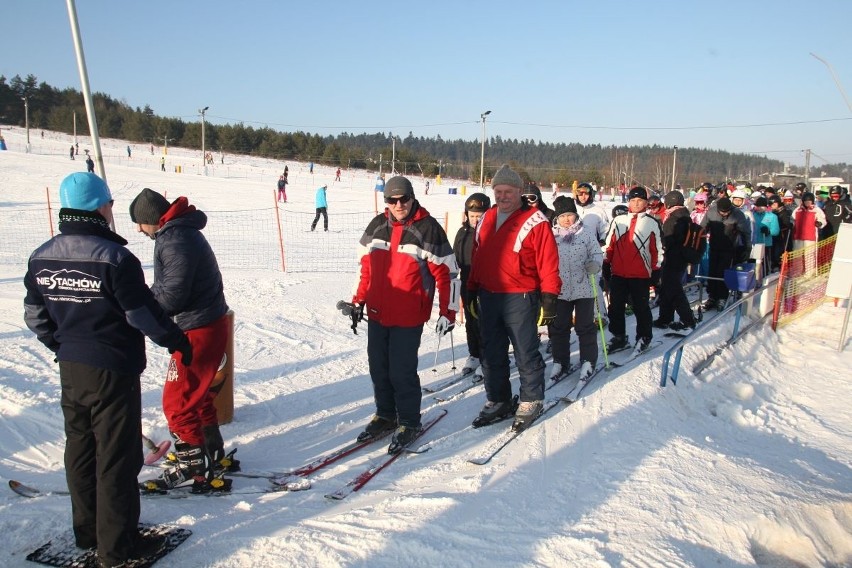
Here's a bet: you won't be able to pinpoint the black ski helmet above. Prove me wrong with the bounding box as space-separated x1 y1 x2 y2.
575 182 595 200
612 204 629 218
829 185 843 196
464 192 491 212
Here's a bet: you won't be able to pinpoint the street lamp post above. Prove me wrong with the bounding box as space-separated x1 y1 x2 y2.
199 106 209 176
479 110 491 189
670 145 678 192
22 96 30 153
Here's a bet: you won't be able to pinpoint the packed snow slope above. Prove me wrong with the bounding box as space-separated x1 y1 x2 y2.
1 127 851 567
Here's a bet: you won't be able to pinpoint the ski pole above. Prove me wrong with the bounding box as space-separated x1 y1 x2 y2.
449 329 457 376
591 274 610 370
432 331 442 373
141 434 159 452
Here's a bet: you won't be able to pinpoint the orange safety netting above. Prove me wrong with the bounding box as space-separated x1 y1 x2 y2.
772 234 837 330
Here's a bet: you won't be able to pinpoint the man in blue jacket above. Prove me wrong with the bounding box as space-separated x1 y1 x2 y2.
311 184 329 231
24 172 191 568
129 188 233 492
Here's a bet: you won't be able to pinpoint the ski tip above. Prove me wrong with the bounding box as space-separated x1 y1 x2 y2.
467 457 491 466
9 480 39 497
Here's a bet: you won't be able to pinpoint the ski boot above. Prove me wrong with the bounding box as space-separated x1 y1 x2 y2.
357 415 397 442
387 424 422 455
511 400 544 432
472 395 519 428
204 424 240 474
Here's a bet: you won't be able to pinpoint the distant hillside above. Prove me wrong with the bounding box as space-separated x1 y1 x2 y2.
3 72 847 188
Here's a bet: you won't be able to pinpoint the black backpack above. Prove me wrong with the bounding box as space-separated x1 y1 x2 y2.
681 220 707 264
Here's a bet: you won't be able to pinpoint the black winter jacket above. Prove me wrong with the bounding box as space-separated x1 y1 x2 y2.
151 198 228 331
24 209 186 374
661 206 691 271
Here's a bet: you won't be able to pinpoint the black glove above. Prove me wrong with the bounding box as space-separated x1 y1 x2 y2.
537 293 558 326
169 334 193 366
602 262 612 281
760 225 770 236
815 220 823 228
337 300 364 334
650 269 661 288
468 290 480 320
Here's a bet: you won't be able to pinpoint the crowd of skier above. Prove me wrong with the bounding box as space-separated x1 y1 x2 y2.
20 163 852 567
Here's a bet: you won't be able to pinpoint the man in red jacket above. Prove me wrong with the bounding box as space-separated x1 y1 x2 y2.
468 164 561 432
352 176 459 454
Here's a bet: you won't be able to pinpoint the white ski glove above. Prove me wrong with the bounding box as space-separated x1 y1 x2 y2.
435 315 455 336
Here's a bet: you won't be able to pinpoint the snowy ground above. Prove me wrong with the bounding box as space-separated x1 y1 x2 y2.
1 127 851 567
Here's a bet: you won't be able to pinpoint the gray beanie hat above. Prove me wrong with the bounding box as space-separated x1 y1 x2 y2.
129 187 170 225
383 176 414 199
490 164 523 189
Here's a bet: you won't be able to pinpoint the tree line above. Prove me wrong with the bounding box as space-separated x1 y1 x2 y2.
3 73 848 187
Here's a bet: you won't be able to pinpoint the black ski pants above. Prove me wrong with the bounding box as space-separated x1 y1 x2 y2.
366 320 424 428
460 285 482 360
59 361 143 566
311 207 328 231
707 248 735 301
656 265 696 326
479 290 545 404
608 275 653 341
548 297 598 368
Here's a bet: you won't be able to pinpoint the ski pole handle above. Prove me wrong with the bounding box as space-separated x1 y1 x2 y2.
141 434 158 452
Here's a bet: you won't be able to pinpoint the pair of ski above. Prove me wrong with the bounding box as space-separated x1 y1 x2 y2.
604 339 664 368
422 366 478 394
190 409 447 500
465 364 604 465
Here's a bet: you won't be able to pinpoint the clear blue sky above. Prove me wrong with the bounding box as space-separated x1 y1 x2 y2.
3 0 852 167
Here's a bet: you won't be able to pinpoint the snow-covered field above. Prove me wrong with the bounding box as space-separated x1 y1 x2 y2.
1 127 851 567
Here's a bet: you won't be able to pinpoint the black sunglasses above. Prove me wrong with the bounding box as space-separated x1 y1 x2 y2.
385 195 412 205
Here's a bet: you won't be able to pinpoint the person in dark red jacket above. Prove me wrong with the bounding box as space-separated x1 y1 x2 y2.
352 176 459 454
24 173 190 567
129 188 233 492
468 164 561 432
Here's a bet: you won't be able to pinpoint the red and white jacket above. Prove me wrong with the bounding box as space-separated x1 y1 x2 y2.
792 205 826 242
468 205 561 295
604 211 663 278
353 202 457 327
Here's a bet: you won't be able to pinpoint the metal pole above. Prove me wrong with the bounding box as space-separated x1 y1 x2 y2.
810 52 852 114
804 149 811 186
22 97 30 153
391 136 396 175
670 145 677 192
199 106 208 176
66 0 107 184
479 110 491 189
839 282 852 352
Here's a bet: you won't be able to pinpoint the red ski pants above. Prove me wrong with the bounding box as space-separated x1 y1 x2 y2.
162 314 229 446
